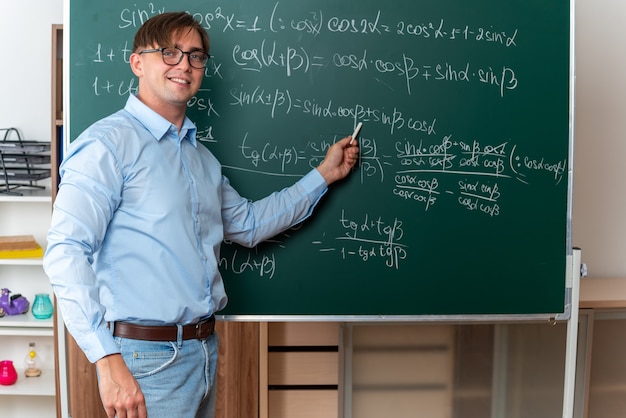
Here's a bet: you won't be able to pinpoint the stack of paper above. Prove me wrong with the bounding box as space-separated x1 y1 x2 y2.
0 235 43 258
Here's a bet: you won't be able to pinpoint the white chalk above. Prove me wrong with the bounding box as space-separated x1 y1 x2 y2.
350 122 362 144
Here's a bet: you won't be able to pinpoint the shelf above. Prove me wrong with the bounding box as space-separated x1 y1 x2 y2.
0 313 53 336
0 369 55 396
0 257 44 266
0 188 51 202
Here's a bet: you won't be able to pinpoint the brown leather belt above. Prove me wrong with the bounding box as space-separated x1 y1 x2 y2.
112 315 215 341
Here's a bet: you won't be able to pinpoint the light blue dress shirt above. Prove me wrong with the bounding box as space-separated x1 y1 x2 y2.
44 94 328 362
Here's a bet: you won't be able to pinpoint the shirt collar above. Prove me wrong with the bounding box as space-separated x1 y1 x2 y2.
124 94 198 147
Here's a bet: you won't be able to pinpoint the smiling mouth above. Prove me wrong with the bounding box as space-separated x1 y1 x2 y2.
169 77 190 85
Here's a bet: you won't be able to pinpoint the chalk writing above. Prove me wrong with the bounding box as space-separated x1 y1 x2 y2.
189 3 520 50
391 135 566 214
225 84 440 135
314 210 408 269
88 39 518 97
69 0 570 278
219 245 277 278
239 132 306 172
119 4 165 29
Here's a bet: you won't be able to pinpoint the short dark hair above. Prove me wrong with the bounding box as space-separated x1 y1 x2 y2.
133 12 210 54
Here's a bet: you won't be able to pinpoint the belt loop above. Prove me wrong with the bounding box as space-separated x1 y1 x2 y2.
176 324 183 348
108 322 115 336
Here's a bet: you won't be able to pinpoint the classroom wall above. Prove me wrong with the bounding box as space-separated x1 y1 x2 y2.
0 0 63 140
573 0 626 278
0 0 621 277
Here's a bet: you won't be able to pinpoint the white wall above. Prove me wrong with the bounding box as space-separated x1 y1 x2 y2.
573 0 626 278
0 0 622 278
0 0 63 140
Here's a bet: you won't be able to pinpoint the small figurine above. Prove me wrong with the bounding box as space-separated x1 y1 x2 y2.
0 288 29 315
24 342 41 377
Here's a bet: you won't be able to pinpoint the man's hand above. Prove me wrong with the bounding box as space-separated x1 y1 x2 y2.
316 136 360 185
96 354 147 418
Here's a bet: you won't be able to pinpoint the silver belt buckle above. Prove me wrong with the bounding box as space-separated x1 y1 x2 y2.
195 316 214 339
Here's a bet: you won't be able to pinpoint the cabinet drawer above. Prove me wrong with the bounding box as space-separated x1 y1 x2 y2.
269 352 338 386
268 322 339 346
269 390 338 418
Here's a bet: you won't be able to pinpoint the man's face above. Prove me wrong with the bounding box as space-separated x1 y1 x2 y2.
131 28 206 114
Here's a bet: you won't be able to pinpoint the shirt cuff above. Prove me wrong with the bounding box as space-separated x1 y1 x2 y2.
300 168 328 198
79 326 121 363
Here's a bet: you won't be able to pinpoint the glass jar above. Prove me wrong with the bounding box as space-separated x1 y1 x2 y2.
24 342 41 377
0 360 18 385
31 293 54 319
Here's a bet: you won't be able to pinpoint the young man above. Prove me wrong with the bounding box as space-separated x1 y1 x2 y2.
44 12 359 418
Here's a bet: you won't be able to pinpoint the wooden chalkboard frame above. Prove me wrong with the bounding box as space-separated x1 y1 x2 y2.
66 0 575 321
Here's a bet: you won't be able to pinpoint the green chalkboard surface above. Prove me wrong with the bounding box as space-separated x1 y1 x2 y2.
69 0 572 317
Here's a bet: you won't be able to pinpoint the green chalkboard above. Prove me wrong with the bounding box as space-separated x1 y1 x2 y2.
68 0 572 317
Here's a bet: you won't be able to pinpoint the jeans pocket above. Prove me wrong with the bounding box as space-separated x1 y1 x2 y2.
116 338 178 379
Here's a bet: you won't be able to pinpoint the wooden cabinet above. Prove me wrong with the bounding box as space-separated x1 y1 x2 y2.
261 322 341 418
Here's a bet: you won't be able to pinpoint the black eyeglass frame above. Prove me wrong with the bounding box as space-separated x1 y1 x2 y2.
139 47 210 69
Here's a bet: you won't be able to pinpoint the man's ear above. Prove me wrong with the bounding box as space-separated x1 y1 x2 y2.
129 52 143 77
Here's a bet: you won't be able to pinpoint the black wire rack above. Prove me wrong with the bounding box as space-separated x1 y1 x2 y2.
0 127 51 195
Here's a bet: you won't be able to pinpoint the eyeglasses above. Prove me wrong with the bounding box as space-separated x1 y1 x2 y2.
139 47 210 69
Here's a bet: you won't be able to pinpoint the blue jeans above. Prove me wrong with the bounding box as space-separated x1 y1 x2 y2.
113 331 219 418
